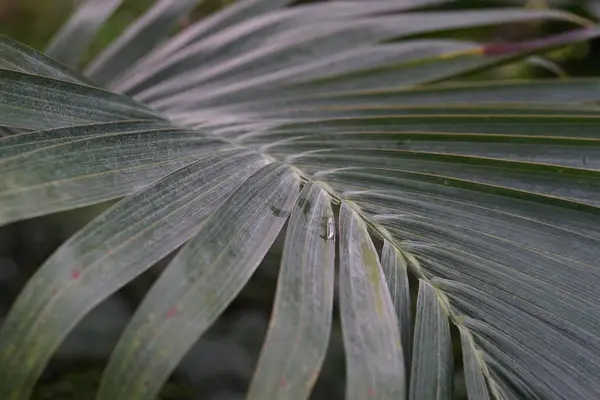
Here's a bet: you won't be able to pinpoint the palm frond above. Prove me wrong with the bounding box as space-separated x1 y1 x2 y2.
1 0 600 399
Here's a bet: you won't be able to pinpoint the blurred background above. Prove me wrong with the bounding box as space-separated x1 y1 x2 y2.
1 0 599 399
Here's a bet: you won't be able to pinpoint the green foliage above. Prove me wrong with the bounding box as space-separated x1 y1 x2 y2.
2 0 600 399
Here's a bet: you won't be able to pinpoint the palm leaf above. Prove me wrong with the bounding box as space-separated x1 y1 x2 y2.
44 0 124 68
97 163 299 399
84 0 214 85
1 0 600 399
339 202 406 399
459 325 491 400
381 239 413 373
247 183 335 399
0 150 265 395
1 36 92 84
0 69 162 130
409 280 453 400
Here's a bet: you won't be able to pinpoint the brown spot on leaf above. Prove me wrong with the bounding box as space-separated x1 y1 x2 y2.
178 16 191 29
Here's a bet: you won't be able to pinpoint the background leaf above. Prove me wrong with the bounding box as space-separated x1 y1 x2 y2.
44 0 124 67
84 0 241 85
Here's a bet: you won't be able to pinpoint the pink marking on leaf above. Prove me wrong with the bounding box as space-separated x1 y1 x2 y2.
280 378 287 387
482 28 596 57
367 387 376 396
481 42 522 56
71 270 81 280
166 307 178 318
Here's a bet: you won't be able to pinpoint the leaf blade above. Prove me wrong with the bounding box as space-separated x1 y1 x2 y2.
409 279 453 400
338 202 405 399
318 165 600 397
459 325 491 400
44 0 124 67
0 126 230 225
0 70 163 130
381 239 412 374
0 35 92 84
96 163 300 400
0 120 173 160
248 182 335 399
84 0 215 85
0 149 267 398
